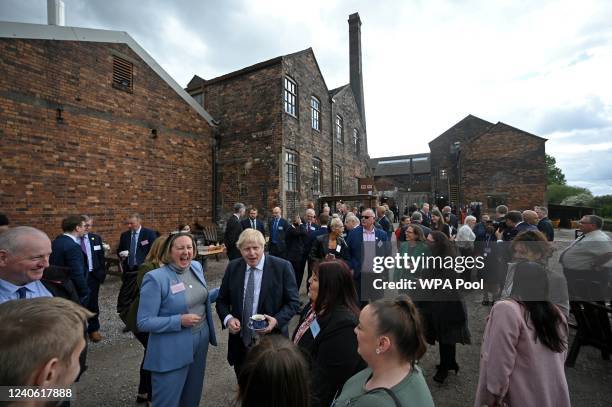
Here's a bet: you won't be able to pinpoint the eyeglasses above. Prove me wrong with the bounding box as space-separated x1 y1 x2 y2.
362 216 373 219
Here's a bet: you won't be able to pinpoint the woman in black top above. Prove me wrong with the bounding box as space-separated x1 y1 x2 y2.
292 260 364 407
309 217 350 265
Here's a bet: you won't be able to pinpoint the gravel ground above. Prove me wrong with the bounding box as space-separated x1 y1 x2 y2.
74 229 612 406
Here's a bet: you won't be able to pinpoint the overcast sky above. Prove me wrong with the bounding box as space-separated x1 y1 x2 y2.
2 0 611 195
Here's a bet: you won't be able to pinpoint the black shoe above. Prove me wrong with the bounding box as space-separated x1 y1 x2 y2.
435 362 459 375
136 394 148 403
433 367 448 384
122 326 130 333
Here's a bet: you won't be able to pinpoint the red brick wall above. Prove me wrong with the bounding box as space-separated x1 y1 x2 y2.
461 130 546 212
0 39 213 249
202 62 284 220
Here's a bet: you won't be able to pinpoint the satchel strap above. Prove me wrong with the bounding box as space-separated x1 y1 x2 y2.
365 387 402 407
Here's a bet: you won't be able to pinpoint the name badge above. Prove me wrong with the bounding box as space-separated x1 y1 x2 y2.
93 245 102 251
170 282 186 294
310 226 316 231
278 226 283 230
377 240 383 248
310 319 321 338
141 240 149 246
335 245 342 253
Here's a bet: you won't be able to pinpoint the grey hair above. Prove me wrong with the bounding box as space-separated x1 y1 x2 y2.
586 215 603 229
345 215 360 227
411 211 423 222
0 226 50 253
234 203 246 213
464 215 476 223
536 206 548 216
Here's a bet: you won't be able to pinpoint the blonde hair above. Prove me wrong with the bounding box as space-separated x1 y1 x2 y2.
236 228 265 250
145 235 168 264
329 217 344 230
160 233 197 265
0 297 93 385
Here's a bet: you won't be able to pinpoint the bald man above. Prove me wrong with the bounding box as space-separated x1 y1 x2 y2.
0 226 54 302
267 207 289 259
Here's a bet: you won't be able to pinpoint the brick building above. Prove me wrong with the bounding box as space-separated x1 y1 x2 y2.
371 114 547 213
0 22 216 246
186 13 371 220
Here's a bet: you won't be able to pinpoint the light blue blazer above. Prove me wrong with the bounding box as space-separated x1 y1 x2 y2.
137 261 218 373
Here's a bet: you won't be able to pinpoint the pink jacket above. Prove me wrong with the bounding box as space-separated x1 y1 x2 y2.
474 299 570 407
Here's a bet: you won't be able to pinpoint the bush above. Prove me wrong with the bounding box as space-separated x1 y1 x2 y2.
546 184 592 204
560 193 595 207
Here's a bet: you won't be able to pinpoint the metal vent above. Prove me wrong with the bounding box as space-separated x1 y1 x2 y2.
112 56 133 92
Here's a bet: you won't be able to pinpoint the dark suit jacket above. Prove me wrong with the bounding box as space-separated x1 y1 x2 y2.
225 215 243 260
293 305 365 407
240 218 266 236
345 226 389 280
376 215 393 240
267 217 290 257
85 233 107 282
537 218 555 241
302 223 321 258
285 223 308 262
309 234 350 264
216 255 300 365
420 210 432 228
50 234 89 304
117 227 157 271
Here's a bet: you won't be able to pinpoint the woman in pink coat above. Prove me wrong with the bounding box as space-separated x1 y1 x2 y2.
474 262 570 407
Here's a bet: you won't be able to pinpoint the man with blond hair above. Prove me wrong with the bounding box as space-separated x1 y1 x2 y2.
216 228 300 377
0 297 92 392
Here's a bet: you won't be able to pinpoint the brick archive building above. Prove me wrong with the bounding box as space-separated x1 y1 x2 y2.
0 22 216 244
371 114 547 213
186 13 371 220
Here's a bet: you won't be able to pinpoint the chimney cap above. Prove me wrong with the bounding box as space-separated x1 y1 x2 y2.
348 12 361 24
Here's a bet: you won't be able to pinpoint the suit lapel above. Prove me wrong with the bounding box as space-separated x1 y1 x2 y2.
236 259 246 316
257 257 271 311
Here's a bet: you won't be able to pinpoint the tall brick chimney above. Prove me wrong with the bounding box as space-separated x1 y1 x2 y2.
348 12 366 128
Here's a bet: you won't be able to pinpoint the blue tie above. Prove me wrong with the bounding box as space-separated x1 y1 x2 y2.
129 231 137 267
17 287 27 299
241 267 256 346
272 219 279 243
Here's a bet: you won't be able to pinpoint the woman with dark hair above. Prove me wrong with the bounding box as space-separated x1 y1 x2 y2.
292 260 364 407
332 295 434 406
310 217 350 265
431 209 452 238
474 262 570 407
501 230 569 317
238 335 310 407
394 224 428 286
422 231 471 383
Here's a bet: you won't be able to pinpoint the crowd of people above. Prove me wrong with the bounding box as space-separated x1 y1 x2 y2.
0 200 611 407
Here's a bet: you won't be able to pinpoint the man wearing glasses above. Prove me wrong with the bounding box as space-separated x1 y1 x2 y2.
560 215 612 300
346 208 389 307
81 215 107 343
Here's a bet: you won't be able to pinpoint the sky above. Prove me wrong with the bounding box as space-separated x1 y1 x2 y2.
1 0 611 195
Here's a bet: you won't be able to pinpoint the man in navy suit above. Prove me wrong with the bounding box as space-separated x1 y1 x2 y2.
216 228 300 377
267 206 289 259
116 213 157 322
225 203 245 261
81 215 107 342
49 215 90 306
301 209 321 289
375 205 394 240
117 213 157 272
346 208 390 307
240 207 266 236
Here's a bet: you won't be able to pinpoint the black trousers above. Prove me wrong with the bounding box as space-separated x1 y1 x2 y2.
86 273 101 333
134 331 152 400
439 343 457 368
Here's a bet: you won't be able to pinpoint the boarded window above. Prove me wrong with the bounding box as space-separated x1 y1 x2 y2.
113 56 133 92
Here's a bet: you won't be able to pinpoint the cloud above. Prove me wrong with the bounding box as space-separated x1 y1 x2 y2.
534 97 612 134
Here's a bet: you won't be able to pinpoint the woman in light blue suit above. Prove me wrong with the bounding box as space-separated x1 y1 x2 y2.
137 232 218 407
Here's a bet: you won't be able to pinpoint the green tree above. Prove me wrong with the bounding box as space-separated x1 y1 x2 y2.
560 193 594 207
546 154 566 185
546 184 592 204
